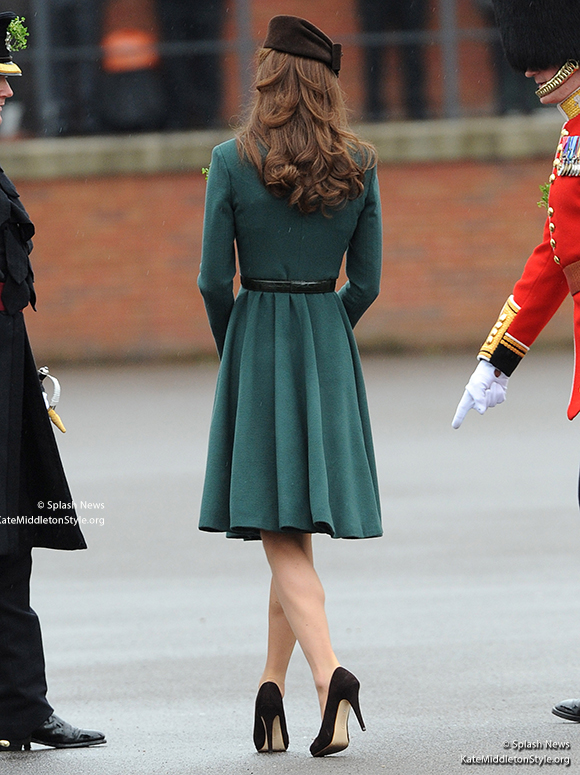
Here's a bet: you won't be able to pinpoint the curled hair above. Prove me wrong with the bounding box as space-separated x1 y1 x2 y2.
237 48 376 215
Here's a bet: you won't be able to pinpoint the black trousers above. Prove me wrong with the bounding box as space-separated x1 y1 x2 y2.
49 0 106 135
0 552 52 738
357 0 428 120
157 0 225 129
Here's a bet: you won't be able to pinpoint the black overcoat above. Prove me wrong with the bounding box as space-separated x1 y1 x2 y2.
0 167 86 555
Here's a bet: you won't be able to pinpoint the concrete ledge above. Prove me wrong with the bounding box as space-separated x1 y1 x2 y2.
0 128 234 180
360 113 563 163
0 113 564 180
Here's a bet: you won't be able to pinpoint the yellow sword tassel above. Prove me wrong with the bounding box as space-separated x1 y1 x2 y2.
47 407 66 433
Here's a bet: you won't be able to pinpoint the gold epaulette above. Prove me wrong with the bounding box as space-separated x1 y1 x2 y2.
478 296 528 369
560 88 580 120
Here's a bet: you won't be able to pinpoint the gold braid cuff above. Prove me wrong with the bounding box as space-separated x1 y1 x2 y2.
536 60 580 97
478 296 528 364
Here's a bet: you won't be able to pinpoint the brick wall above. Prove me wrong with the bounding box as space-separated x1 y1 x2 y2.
14 0 566 363
19 153 570 363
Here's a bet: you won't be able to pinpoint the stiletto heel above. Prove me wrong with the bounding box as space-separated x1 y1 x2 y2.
253 682 289 753
310 667 365 757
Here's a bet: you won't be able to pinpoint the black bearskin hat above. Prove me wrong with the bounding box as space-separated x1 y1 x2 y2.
492 0 580 72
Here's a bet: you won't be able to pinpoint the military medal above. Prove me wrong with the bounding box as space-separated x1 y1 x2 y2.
558 135 580 176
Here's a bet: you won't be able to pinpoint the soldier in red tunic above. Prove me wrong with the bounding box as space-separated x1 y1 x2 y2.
452 0 580 722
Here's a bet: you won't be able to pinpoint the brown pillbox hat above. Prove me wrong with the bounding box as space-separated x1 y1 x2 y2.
263 15 342 75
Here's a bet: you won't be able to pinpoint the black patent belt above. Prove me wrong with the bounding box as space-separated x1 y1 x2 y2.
240 277 336 294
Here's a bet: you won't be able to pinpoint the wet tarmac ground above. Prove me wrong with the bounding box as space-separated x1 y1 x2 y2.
4 352 580 774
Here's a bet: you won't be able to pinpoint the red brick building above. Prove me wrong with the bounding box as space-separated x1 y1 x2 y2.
5 0 570 362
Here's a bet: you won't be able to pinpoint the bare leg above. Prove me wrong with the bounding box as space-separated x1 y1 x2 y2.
259 579 296 695
260 538 315 692
260 531 340 714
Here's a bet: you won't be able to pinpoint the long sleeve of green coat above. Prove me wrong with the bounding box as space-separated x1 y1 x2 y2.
337 164 382 328
197 146 236 357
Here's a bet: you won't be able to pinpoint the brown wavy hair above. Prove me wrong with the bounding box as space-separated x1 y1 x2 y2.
237 48 376 215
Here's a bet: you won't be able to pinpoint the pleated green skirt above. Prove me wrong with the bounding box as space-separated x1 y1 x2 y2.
199 288 382 540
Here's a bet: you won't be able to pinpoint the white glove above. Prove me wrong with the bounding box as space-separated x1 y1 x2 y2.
452 360 509 429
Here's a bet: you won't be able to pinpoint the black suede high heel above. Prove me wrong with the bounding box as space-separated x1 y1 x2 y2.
253 682 289 753
310 667 365 757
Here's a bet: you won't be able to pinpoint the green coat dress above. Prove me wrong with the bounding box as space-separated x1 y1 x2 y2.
198 139 382 540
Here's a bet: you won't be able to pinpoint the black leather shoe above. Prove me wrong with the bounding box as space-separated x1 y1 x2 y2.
30 714 106 748
0 737 31 751
552 699 580 722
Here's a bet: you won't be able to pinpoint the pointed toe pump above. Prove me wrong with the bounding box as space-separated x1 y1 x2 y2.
310 667 365 757
253 682 289 753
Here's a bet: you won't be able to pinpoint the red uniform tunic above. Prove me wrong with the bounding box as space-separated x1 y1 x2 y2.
480 112 580 419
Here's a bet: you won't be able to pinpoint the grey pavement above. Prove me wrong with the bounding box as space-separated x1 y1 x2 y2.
4 352 580 774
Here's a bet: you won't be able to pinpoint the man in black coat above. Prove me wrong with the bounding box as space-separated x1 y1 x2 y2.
0 12 104 751
157 0 225 129
356 0 428 121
